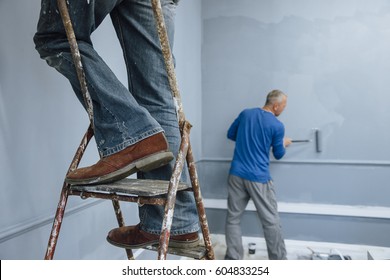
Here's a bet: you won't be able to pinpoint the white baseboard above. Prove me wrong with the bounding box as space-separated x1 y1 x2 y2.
204 198 390 219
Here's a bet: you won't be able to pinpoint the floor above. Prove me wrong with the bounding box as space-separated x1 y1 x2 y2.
133 234 390 260
209 234 390 260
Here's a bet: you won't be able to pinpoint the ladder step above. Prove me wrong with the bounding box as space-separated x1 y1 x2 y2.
145 244 208 260
69 178 190 197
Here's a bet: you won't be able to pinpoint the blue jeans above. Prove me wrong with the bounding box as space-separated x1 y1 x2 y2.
33 0 199 235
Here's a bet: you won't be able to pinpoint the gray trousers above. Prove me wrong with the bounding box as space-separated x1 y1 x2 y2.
225 175 287 260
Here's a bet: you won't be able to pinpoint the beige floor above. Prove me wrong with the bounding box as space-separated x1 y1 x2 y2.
209 234 390 260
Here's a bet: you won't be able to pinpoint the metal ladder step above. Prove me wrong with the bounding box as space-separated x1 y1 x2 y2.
69 178 191 197
145 244 208 260
70 178 208 259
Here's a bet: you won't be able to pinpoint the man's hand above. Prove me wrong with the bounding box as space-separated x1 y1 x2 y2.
284 137 292 147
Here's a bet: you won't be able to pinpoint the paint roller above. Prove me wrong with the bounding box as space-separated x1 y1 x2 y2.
291 128 322 153
314 128 322 153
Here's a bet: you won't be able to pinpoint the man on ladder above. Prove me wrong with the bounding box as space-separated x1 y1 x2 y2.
33 0 199 249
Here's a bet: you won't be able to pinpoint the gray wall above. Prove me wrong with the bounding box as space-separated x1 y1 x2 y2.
202 0 390 160
200 0 390 247
0 0 202 259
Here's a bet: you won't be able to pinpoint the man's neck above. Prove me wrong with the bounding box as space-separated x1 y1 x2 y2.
262 106 275 115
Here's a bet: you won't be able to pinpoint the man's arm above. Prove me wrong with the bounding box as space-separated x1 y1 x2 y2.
272 124 287 159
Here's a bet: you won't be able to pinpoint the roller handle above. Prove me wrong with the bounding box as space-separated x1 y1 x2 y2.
291 140 311 143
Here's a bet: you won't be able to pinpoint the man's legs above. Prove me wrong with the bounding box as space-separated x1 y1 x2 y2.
34 0 174 185
34 0 163 158
34 0 199 241
246 180 287 260
225 175 250 260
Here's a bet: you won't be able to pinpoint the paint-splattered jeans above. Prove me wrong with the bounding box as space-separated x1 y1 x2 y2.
33 0 199 235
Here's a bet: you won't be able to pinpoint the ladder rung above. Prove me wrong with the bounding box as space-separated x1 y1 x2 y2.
145 244 207 260
69 178 190 197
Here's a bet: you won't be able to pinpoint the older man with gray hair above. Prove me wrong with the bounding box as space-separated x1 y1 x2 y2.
225 89 291 260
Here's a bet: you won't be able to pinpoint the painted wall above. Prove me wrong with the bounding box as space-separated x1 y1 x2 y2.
200 0 390 246
202 0 390 161
175 0 203 157
0 0 202 259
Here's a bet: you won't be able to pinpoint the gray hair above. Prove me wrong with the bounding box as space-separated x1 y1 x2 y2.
265 89 286 106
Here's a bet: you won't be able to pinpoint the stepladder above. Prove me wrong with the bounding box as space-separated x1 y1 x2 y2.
44 0 214 260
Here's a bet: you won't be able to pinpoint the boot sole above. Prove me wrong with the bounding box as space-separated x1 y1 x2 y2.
106 236 159 249
106 236 200 249
66 151 174 185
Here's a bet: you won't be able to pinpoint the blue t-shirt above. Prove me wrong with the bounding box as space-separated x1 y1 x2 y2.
227 108 286 183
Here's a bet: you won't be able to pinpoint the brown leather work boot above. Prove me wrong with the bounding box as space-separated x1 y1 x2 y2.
65 132 174 185
106 224 200 249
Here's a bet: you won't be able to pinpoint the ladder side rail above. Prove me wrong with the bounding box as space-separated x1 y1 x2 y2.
46 0 96 259
186 144 215 260
57 0 94 126
112 200 134 260
150 0 186 126
157 122 191 259
44 125 94 260
151 0 215 260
